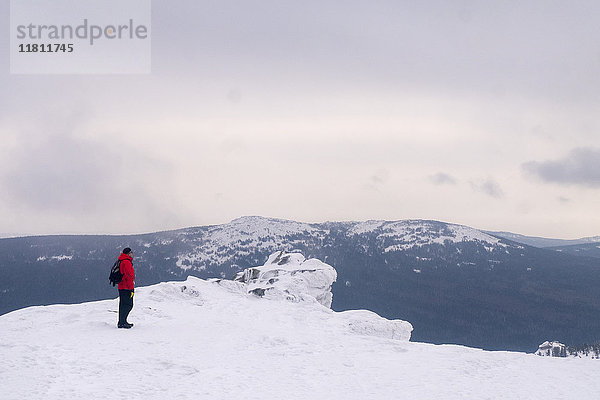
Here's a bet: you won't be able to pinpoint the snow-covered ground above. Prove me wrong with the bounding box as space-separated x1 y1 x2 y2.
1 255 599 399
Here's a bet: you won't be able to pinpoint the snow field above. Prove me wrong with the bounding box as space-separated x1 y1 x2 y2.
1 276 599 400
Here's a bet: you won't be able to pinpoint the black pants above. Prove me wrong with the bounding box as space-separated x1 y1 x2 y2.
118 289 134 324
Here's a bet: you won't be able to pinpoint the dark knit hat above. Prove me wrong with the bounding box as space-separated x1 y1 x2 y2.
122 247 132 254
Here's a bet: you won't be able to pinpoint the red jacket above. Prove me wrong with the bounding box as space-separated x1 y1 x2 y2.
117 253 135 290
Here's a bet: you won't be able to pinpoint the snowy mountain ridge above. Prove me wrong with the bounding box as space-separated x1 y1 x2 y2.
17 216 516 272
165 217 512 271
1 252 598 400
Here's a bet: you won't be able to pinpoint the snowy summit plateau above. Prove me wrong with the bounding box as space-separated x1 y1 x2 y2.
1 251 598 400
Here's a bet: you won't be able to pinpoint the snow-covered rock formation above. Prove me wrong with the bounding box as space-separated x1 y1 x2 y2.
229 251 412 341
536 340 600 359
233 250 337 308
536 341 567 357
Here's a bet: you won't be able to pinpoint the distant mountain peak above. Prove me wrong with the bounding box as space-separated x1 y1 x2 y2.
347 219 503 248
224 216 320 234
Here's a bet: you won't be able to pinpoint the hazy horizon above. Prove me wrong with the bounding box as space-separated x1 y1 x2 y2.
0 215 598 240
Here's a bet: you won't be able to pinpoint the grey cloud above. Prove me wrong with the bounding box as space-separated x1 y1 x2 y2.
227 88 242 104
370 170 389 184
3 135 113 213
429 172 457 185
470 178 504 198
3 1 600 126
2 1 600 112
1 117 176 223
363 169 390 191
147 0 600 105
522 148 600 187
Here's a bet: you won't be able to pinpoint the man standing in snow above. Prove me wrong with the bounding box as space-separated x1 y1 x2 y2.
117 247 135 329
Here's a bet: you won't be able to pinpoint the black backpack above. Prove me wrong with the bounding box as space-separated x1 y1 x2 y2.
109 259 124 286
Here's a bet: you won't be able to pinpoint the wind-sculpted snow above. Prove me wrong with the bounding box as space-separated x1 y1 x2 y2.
233 251 338 308
336 309 412 341
1 275 597 399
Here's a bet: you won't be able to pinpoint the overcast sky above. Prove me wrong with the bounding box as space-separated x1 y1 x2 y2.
1 1 599 238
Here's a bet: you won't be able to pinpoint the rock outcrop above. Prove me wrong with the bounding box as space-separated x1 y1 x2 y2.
536 341 567 357
233 251 337 308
